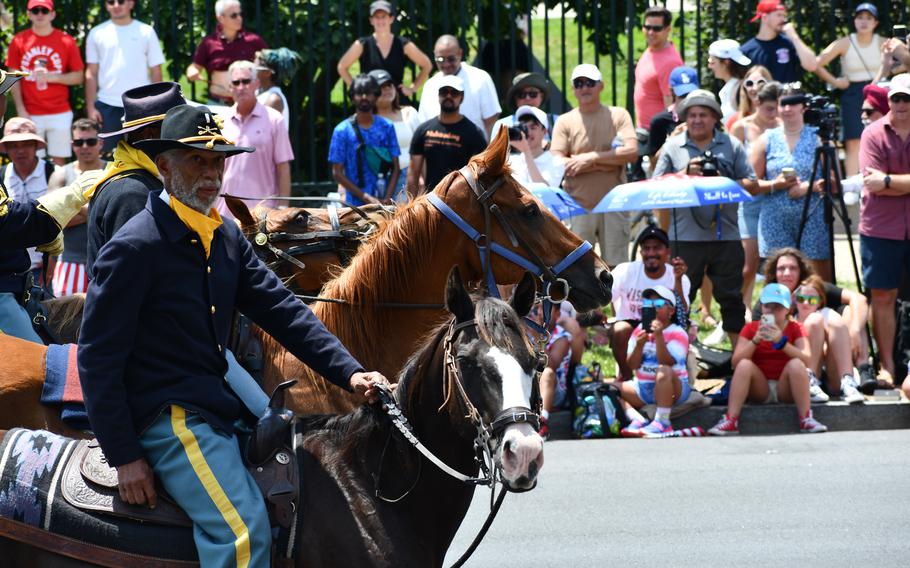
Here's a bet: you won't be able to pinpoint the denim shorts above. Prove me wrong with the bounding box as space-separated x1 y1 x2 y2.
633 376 691 406
737 196 764 239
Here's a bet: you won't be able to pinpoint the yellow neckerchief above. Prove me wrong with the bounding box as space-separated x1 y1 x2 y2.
83 140 159 200
167 194 223 259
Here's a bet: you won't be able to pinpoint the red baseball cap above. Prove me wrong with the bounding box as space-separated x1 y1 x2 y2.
27 0 54 11
750 1 785 23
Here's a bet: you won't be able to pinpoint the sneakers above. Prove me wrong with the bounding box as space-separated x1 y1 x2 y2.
857 363 877 395
708 414 740 436
799 411 828 433
538 416 549 440
841 375 865 404
620 418 647 438
702 322 726 346
808 370 830 403
640 420 674 438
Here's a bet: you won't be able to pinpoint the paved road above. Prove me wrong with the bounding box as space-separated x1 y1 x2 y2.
445 431 910 567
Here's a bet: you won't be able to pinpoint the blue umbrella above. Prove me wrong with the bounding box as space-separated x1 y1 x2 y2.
529 186 588 220
590 174 753 213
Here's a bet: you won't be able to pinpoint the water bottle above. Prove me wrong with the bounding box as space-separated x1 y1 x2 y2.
611 135 623 150
34 59 48 91
374 173 386 202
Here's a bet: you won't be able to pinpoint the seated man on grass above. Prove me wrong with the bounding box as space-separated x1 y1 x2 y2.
619 285 691 438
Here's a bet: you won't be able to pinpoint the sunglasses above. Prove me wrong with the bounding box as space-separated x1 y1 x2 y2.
572 78 598 89
516 89 542 100
225 12 242 19
438 87 461 97
643 24 666 32
795 294 820 306
642 298 671 308
231 78 253 86
891 94 910 104
72 138 99 147
860 107 876 116
744 78 767 88
29 7 51 15
434 55 459 64
106 0 127 5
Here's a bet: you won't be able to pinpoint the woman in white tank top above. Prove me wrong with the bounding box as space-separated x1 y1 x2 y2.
255 48 302 132
814 4 884 176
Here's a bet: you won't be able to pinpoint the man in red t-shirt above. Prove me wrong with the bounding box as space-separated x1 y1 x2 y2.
708 283 828 435
632 5 683 129
5 0 84 165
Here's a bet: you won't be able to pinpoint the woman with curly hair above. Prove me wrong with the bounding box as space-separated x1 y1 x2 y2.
255 47 302 130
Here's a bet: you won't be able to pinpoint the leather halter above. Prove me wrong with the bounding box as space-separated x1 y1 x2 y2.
427 165 592 303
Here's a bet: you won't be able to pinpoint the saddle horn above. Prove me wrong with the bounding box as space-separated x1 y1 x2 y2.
247 379 298 465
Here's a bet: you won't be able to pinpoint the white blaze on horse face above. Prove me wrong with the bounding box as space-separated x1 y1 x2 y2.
487 346 532 409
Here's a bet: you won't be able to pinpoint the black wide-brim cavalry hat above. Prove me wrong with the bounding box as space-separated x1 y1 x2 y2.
133 104 254 158
99 81 187 138
0 69 27 97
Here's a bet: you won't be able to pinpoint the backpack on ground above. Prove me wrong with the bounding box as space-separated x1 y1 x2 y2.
894 299 910 385
571 365 627 438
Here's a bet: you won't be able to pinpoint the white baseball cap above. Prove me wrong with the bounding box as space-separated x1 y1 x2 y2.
437 74 465 92
708 39 752 67
888 73 910 99
514 105 548 128
642 285 675 307
571 63 602 83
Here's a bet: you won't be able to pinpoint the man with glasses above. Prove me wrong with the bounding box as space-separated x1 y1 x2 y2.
417 34 500 140
217 60 293 217
408 74 487 197
740 0 817 84
491 72 559 142
328 74 400 206
550 63 638 268
5 0 84 166
186 0 267 106
46 118 107 297
858 74 910 386
633 5 684 129
85 0 165 152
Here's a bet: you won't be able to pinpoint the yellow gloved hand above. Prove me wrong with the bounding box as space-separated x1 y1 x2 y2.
35 169 104 229
35 232 64 256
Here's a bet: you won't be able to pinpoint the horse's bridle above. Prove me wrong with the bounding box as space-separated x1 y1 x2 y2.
427 165 593 303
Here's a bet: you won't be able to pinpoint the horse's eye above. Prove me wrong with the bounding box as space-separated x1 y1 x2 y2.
523 203 540 218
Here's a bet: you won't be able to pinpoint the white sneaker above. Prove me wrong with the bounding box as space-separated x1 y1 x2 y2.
702 322 726 346
841 376 865 404
800 411 828 433
808 371 829 403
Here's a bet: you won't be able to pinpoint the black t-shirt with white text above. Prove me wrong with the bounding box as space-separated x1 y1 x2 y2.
410 116 487 193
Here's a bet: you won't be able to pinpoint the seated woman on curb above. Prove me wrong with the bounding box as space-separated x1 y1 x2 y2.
794 275 864 404
619 286 691 438
534 302 572 439
709 283 827 435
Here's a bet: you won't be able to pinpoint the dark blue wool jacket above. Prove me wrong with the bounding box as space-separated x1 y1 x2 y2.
0 191 60 293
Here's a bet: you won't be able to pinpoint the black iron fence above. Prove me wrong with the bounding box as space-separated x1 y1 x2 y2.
1 1 907 194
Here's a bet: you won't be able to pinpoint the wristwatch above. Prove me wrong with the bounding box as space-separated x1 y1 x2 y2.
884 174 892 189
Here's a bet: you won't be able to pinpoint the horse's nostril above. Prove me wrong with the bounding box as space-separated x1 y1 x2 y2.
528 459 539 480
504 439 515 455
598 269 613 289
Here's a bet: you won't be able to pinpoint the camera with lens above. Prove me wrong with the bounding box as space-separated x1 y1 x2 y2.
804 95 839 140
508 123 528 141
698 150 720 177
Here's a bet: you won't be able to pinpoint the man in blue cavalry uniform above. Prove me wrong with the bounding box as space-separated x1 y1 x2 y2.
78 104 389 568
86 81 186 279
0 70 101 342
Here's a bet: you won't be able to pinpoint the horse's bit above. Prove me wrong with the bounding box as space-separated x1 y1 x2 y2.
427 165 593 303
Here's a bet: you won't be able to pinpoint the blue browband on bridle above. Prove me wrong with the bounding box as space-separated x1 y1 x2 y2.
426 166 593 302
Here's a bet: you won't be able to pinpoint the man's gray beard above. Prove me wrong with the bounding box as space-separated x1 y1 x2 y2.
170 170 220 214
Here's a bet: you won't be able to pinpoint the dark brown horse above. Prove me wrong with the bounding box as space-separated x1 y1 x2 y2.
0 268 545 567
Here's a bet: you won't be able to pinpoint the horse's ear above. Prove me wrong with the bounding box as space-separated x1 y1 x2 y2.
445 266 474 322
509 271 537 317
224 196 255 228
473 125 510 178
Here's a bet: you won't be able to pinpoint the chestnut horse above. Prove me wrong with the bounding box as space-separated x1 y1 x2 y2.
0 269 544 567
0 128 610 429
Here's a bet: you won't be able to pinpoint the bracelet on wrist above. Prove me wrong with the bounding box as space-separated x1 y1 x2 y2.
751 336 762 345
772 336 788 350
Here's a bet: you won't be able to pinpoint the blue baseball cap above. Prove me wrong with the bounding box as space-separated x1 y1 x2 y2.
760 283 792 309
669 66 699 97
853 3 878 19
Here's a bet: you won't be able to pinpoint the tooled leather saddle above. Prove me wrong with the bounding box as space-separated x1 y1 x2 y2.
60 381 300 531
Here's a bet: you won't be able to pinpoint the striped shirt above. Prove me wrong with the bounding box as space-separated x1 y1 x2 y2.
628 322 689 382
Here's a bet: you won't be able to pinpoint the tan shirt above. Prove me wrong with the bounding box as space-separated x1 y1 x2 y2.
550 105 635 209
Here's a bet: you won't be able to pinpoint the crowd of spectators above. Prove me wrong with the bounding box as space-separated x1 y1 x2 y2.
2 0 910 432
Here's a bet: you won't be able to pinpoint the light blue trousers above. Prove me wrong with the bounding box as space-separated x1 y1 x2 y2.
0 292 42 344
140 405 271 568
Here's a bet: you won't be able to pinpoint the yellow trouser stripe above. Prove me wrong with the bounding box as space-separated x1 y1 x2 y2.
170 405 251 568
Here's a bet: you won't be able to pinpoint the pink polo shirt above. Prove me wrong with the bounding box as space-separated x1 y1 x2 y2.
633 42 683 129
858 113 910 240
217 102 294 217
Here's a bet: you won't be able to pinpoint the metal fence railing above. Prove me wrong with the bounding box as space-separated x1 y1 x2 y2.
2 1 907 194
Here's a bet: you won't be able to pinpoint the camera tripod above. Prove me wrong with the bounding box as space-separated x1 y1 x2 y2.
796 138 878 371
